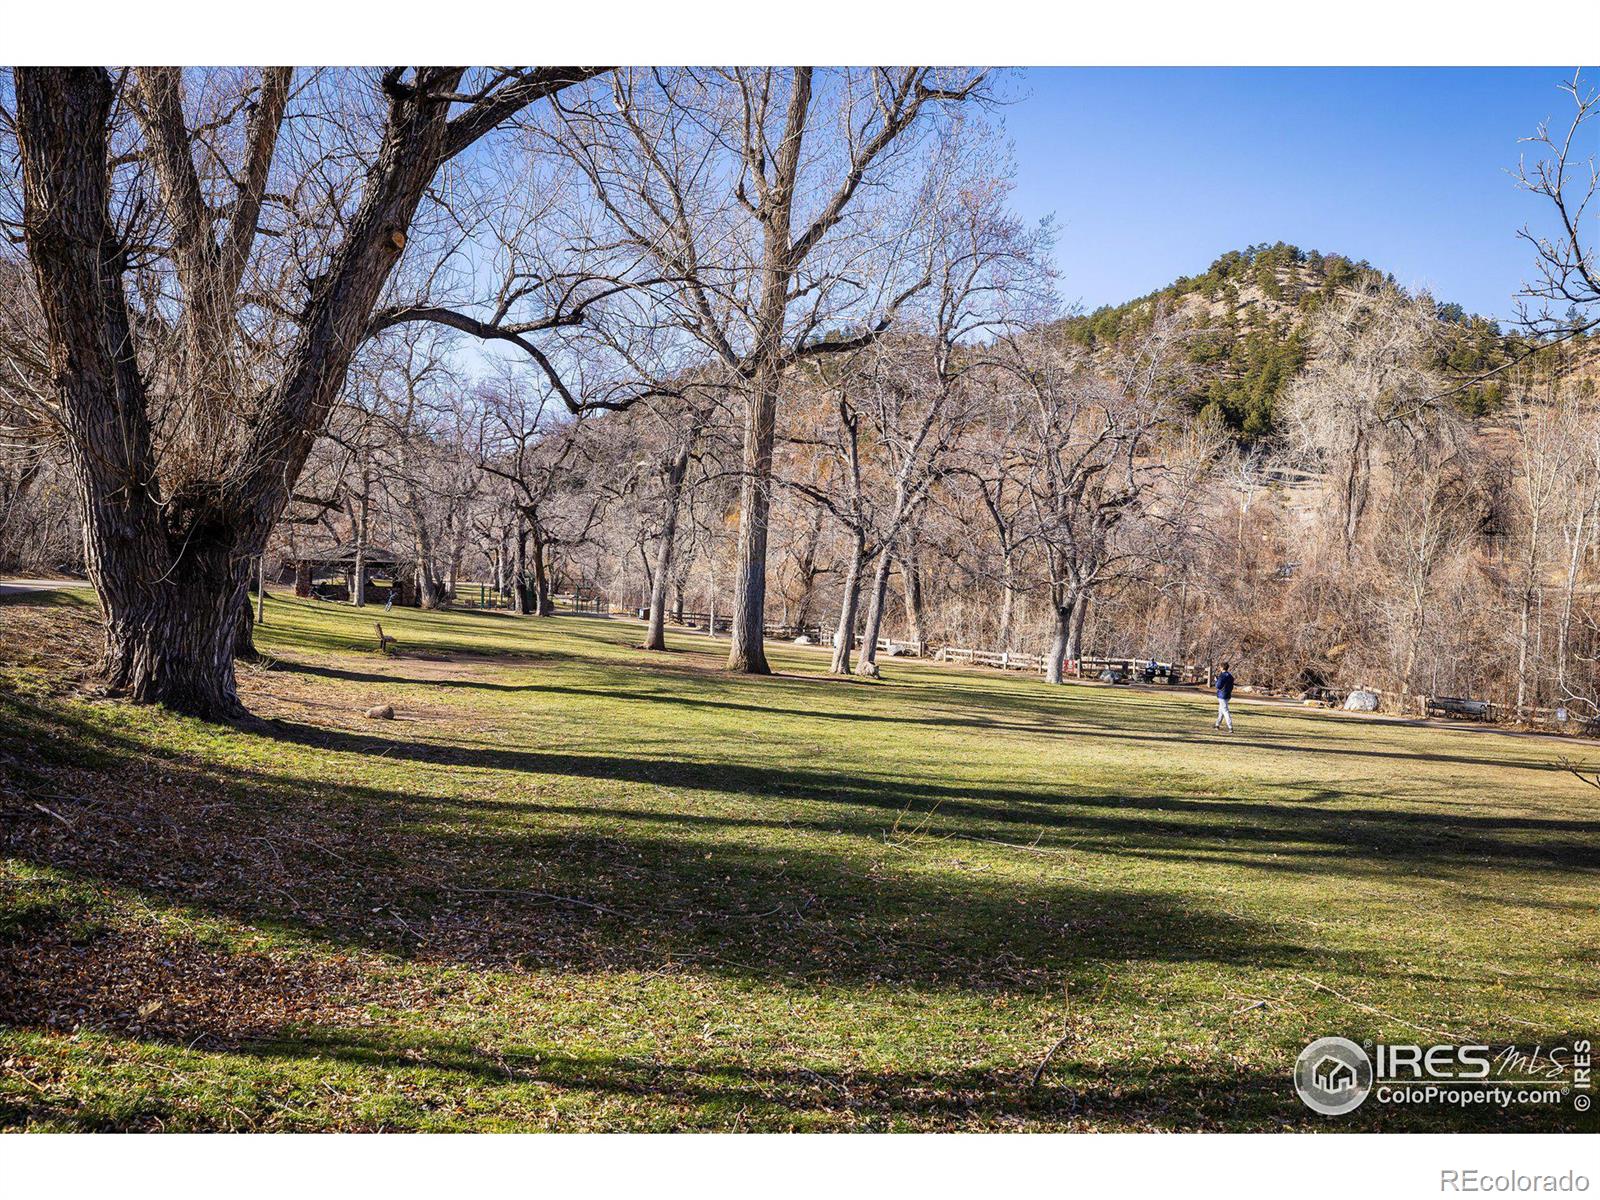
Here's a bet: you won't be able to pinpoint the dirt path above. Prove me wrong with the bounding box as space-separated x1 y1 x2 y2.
0 578 91 596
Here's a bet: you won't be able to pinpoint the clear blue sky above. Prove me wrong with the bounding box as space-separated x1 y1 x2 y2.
1003 67 1590 322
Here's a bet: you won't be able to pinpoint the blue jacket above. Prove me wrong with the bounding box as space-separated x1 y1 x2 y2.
1216 671 1235 700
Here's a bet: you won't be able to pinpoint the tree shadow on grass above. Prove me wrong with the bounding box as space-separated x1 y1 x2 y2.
5 689 1595 1131
250 663 1598 784
246 1028 1580 1131
269 659 564 693
2 693 1313 993
247 716 1600 876
4 1020 1578 1131
5 682 1594 989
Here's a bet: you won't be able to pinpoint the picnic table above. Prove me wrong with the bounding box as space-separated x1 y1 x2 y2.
1425 695 1491 721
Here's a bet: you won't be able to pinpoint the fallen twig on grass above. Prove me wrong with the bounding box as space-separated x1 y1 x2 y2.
32 802 74 829
1291 973 1465 1041
1031 984 1074 1088
885 798 947 847
439 884 625 918
1031 1028 1074 1088
952 832 1080 857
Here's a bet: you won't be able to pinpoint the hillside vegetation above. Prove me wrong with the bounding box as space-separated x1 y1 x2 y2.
1062 242 1536 438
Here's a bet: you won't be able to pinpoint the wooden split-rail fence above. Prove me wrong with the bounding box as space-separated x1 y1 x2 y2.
646 608 827 643
935 648 1202 684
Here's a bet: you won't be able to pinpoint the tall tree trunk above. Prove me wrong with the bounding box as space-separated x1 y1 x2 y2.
1045 601 1071 686
790 506 826 631
1046 586 1089 686
512 518 529 615
445 535 458 601
645 435 694 651
1067 590 1089 662
409 504 443 609
1400 614 1423 698
897 547 924 649
855 552 895 677
1557 513 1586 697
728 70 812 675
416 567 442 609
1340 435 1369 562
1516 588 1533 715
830 534 866 675
998 550 1017 651
728 368 779 673
1173 575 1189 665
352 464 369 608
99 541 256 713
531 533 553 615
706 556 718 638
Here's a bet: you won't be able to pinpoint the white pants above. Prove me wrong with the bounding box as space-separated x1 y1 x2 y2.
1215 696 1232 731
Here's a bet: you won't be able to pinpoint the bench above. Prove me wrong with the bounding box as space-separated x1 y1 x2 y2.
1426 695 1489 721
374 622 398 655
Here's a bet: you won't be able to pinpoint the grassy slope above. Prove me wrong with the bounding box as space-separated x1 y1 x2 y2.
1 591 1595 1131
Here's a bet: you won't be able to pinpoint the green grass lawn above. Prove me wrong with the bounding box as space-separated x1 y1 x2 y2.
1 589 1596 1131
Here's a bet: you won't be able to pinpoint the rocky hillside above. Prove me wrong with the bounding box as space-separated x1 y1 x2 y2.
1059 242 1527 440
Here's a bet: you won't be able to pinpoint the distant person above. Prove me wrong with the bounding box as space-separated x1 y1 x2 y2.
1214 662 1235 733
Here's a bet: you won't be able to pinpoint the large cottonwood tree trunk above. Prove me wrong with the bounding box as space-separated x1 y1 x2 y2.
14 66 601 718
17 69 252 714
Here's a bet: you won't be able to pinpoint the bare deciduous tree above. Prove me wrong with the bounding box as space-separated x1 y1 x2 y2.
8 65 603 716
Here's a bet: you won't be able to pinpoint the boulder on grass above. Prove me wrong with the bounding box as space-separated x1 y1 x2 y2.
1343 689 1379 712
793 634 813 645
365 704 396 720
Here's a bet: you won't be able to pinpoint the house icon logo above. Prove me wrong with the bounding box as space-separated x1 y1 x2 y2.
1313 1054 1356 1093
1295 1037 1373 1115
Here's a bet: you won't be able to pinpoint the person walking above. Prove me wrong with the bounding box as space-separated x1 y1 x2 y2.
1214 662 1235 732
